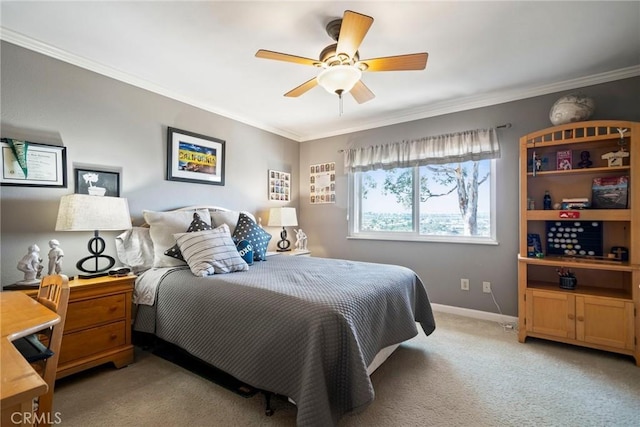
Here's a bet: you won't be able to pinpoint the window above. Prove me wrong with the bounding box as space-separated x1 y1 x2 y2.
349 159 496 244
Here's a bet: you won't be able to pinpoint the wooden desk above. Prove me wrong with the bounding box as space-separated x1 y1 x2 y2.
1 292 60 427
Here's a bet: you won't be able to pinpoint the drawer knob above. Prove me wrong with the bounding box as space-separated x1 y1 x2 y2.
568 314 575 320
576 316 584 322
109 306 118 312
110 334 118 340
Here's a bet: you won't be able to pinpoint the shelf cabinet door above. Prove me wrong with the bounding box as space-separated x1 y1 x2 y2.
576 296 635 350
526 289 575 339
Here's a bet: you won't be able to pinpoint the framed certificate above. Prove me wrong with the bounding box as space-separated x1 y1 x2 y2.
1 139 67 187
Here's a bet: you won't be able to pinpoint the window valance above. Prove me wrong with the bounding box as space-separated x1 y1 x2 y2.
344 127 500 173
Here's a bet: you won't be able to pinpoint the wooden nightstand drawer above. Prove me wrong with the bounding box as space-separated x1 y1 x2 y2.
65 294 126 332
59 321 126 364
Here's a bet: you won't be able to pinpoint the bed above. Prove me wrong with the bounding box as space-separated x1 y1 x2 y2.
120 206 436 427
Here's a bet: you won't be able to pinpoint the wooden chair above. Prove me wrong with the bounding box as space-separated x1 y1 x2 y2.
13 274 70 424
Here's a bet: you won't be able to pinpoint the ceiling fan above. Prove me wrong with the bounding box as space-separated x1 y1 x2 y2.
255 10 428 106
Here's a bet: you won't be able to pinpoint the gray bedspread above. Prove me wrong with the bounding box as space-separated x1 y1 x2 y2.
134 255 435 426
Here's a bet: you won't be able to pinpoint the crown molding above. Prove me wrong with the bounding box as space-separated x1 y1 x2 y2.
0 28 302 141
2 27 638 143
300 65 640 141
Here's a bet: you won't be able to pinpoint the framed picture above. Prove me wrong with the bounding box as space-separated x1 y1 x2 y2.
0 138 67 187
167 127 225 186
310 162 336 204
74 167 120 197
268 169 290 201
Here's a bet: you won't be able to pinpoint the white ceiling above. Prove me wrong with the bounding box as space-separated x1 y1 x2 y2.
1 1 639 142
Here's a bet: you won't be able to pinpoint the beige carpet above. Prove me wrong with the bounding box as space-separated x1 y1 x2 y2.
53 311 640 426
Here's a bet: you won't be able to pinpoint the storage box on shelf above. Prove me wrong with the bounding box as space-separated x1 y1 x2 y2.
518 120 639 366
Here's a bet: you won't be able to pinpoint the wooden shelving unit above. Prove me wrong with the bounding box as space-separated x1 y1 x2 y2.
518 120 639 365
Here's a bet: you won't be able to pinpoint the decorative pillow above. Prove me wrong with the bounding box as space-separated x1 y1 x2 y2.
210 211 240 235
174 224 249 276
165 213 212 261
115 227 155 273
235 239 254 265
143 209 212 267
232 213 272 261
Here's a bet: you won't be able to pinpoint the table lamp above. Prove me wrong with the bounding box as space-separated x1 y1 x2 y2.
268 207 298 252
55 194 132 278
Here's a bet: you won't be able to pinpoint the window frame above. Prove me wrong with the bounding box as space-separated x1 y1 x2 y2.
347 159 498 245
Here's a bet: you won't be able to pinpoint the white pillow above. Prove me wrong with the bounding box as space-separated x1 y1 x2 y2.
143 209 212 267
174 224 249 276
115 227 155 273
210 211 240 235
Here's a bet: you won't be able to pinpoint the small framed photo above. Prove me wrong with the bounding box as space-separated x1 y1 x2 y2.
167 127 225 186
74 167 120 197
0 138 67 187
269 169 290 201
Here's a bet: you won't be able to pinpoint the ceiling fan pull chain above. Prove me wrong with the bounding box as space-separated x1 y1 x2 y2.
337 89 344 116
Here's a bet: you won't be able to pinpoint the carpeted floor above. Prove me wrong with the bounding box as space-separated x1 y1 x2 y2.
53 311 640 426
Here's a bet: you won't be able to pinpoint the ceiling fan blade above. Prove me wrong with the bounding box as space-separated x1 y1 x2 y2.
350 80 375 104
284 77 318 97
336 10 374 59
359 53 428 72
255 49 319 67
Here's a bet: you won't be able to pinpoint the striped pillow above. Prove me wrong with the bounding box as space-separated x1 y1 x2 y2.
174 224 249 276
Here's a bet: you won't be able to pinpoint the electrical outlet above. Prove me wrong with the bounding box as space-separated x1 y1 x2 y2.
461 278 470 291
483 281 491 293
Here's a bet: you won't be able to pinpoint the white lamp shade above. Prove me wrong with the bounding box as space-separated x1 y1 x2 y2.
317 65 362 94
268 207 298 227
55 194 132 231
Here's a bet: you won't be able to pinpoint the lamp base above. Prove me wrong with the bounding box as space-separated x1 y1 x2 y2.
276 227 292 252
76 231 116 279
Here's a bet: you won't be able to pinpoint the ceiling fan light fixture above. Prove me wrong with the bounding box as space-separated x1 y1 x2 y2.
317 65 362 95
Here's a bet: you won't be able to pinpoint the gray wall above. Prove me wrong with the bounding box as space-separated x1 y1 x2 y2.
1 41 638 317
300 77 640 316
1 42 299 284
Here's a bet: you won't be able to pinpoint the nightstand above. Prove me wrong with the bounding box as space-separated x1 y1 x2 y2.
6 275 135 379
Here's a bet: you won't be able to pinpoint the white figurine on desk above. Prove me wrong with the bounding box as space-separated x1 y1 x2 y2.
294 228 308 251
16 244 43 285
47 239 64 275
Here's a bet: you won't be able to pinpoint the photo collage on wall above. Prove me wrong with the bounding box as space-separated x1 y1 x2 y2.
310 162 335 204
268 170 290 201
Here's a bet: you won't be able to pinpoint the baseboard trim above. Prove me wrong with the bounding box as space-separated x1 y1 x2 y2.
431 303 518 325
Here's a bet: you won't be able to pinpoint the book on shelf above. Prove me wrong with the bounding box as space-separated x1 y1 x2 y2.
561 197 590 209
562 197 589 203
556 150 572 170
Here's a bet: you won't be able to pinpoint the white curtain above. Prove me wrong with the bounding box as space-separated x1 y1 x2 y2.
344 128 500 173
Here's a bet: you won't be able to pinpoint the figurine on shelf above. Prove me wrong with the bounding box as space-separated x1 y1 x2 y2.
295 228 308 251
47 239 64 275
617 127 628 147
16 244 43 285
577 150 592 168
602 127 630 167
